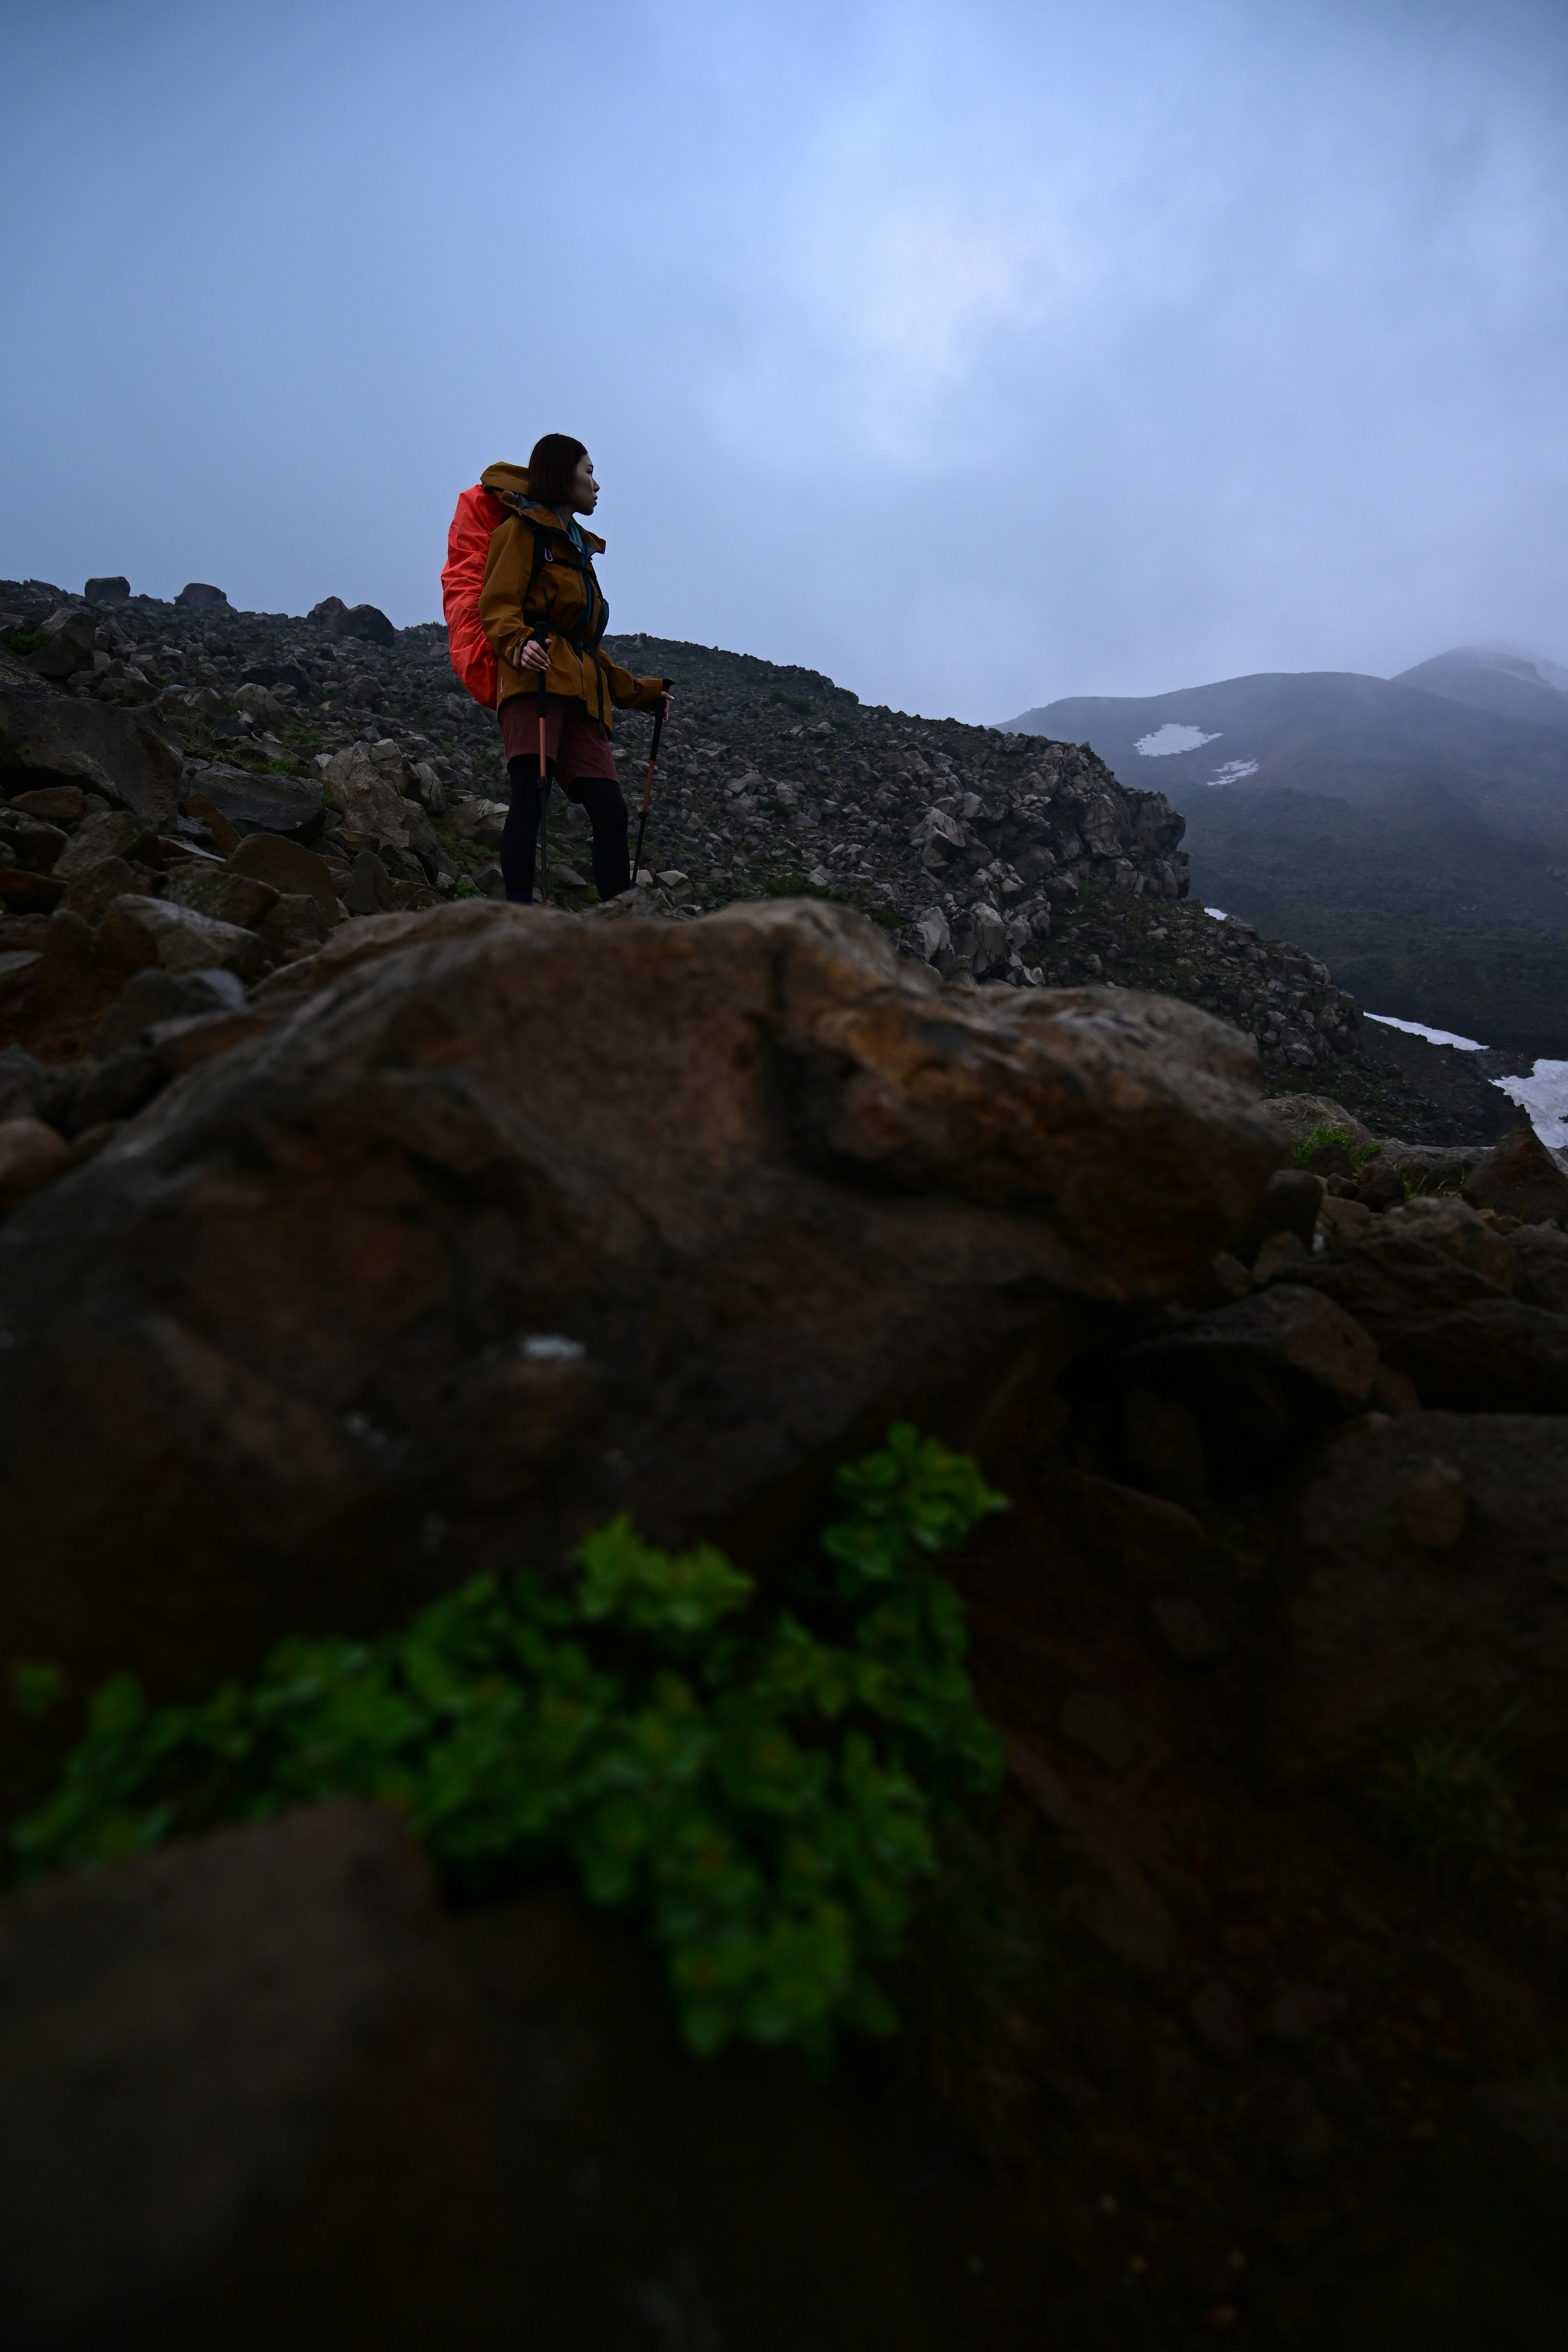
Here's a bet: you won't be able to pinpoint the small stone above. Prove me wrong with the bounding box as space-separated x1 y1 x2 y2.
0 1116 73 1206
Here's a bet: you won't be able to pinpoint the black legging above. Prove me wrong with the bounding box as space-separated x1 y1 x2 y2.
501 759 631 903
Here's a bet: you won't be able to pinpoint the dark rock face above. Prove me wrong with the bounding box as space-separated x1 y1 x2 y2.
1263 1411 1568 1786
0 1802 495 2351
84 575 130 604
0 1802 939 2352
0 898 1280 1699
174 581 231 611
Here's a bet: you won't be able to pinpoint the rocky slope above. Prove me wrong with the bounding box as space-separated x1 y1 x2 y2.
3 577 1369 1091
5 579 1568 2348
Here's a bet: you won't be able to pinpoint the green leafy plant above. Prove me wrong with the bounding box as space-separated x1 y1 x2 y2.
4 630 46 657
1368 1708 1527 1884
15 1426 1005 2067
1293 1122 1383 1174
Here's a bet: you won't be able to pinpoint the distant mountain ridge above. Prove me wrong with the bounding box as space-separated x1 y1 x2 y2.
1001 645 1568 1055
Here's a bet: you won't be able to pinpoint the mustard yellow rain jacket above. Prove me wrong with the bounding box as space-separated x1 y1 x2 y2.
477 461 664 730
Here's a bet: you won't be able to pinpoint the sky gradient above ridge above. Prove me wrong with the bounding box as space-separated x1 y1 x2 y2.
3 0 1565 723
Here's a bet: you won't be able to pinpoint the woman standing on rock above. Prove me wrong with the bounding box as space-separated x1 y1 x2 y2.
479 436 668 903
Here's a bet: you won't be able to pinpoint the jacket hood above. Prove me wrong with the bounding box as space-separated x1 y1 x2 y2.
481 461 531 498
480 462 605 552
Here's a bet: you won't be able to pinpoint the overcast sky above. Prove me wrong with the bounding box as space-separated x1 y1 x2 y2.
3 0 1565 722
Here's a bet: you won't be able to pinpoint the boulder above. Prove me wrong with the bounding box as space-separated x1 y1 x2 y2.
0 900 1281 1697
1121 1283 1378 1470
189 763 325 842
0 1802 938 2352
321 744 413 848
174 582 231 611
166 867 280 929
227 832 341 919
7 785 87 829
96 894 272 986
58 853 143 925
26 607 98 681
1462 1120 1568 1226
1263 1094 1373 1149
84 575 131 604
1263 1412 1568 1786
95 965 249 1057
0 684 183 825
0 1116 72 1207
0 1803 492 2350
310 597 396 648
51 805 162 882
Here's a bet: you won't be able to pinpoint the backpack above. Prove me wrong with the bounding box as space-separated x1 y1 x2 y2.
441 483 590 709
441 483 508 707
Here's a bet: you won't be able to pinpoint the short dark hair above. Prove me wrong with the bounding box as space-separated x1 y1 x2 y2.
527 434 587 506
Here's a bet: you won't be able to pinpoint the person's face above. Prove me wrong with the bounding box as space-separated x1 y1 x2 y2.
569 453 599 514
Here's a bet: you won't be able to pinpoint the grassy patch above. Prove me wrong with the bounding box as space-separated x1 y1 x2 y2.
4 630 45 657
1368 1710 1527 1885
1292 1123 1383 1173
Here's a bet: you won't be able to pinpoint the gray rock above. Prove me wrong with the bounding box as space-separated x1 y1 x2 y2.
190 763 325 842
0 685 183 824
258 891 332 959
84 575 130 604
58 853 142 925
227 832 342 918
26 607 98 681
174 581 231 611
65 1048 166 1136
310 597 396 648
167 866 281 929
94 965 249 1057
52 806 162 882
97 893 272 984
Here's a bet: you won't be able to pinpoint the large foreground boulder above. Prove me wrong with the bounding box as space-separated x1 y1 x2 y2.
0 1800 939 2350
0 899 1281 1697
0 1803 487 2350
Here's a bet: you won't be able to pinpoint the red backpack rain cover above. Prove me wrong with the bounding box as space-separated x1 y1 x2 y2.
442 483 507 707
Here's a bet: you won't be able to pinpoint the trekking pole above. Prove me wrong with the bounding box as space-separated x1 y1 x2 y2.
533 641 551 905
630 692 669 886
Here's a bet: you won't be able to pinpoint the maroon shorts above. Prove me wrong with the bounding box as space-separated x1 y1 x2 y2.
499 692 619 786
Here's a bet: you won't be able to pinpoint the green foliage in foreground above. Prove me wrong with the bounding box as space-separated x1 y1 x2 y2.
15 1427 1005 2066
1292 1122 1383 1174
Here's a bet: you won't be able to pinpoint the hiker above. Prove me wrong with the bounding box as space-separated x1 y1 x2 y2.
477 435 669 902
